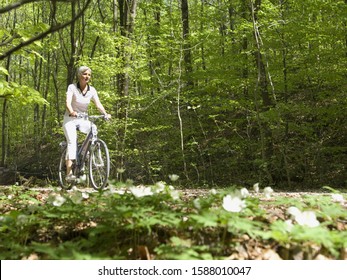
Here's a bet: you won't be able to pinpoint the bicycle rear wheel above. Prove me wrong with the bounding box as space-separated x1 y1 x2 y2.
58 147 73 190
89 139 110 190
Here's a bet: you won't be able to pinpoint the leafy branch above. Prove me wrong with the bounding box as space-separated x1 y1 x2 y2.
0 0 76 14
0 0 91 60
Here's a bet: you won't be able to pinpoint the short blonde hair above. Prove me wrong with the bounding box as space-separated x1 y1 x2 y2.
77 66 92 79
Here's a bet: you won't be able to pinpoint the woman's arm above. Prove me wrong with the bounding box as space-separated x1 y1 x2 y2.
94 98 111 119
66 90 77 117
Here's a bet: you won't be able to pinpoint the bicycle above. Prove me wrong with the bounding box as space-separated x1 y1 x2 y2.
58 113 110 190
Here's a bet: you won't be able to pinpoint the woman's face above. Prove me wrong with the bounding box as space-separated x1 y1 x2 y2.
79 69 91 84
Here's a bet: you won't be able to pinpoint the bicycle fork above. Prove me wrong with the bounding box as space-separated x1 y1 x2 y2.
76 132 92 176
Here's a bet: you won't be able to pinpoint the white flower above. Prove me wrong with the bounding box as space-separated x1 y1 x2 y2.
253 183 259 193
129 186 153 198
52 195 66 207
67 186 78 193
81 192 89 199
331 194 344 203
240 188 249 198
210 188 217 195
193 198 201 209
170 190 180 200
287 206 320 228
104 186 125 196
116 189 126 195
287 206 301 218
77 174 87 183
263 186 274 198
295 211 320 228
169 174 180 182
156 181 166 189
222 194 246 213
153 182 166 193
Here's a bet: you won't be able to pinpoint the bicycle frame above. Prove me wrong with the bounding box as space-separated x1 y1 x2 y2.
74 116 99 177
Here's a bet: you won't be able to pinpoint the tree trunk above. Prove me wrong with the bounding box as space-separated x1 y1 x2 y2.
1 99 8 167
114 0 137 179
116 0 137 99
240 0 250 97
345 0 347 56
66 1 77 86
181 0 193 86
1 57 11 167
251 0 274 184
116 0 128 99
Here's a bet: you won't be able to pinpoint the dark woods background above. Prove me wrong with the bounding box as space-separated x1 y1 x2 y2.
0 0 346 189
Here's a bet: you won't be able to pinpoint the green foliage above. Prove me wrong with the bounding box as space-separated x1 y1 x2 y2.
0 0 346 189
0 80 48 105
0 184 346 260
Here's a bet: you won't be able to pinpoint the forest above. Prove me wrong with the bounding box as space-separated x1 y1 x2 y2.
0 0 346 189
0 0 347 261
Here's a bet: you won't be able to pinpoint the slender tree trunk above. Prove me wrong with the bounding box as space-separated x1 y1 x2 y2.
240 0 250 97
1 57 11 167
114 0 137 179
251 0 274 184
200 1 206 71
116 0 127 99
41 54 51 134
345 0 347 57
52 58 61 126
116 0 137 101
228 0 235 37
177 47 188 179
181 0 193 87
278 0 292 187
147 1 161 95
67 1 77 85
1 100 8 167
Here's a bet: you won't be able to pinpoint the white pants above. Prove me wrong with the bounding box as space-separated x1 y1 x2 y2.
63 115 91 160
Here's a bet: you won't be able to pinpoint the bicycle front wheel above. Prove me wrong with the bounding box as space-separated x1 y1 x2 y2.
89 139 110 190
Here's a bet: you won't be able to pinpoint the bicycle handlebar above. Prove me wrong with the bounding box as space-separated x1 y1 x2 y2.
75 113 110 121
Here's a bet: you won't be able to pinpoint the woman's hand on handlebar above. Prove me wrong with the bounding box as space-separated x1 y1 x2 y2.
104 113 111 120
69 111 78 117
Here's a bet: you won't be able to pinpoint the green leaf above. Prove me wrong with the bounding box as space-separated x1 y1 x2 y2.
0 67 9 76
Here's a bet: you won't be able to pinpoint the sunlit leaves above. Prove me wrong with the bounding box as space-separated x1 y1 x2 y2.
0 80 48 105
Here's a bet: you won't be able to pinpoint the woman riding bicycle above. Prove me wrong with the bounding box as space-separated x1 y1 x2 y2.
63 66 111 181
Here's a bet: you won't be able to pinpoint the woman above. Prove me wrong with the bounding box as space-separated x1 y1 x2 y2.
63 66 110 181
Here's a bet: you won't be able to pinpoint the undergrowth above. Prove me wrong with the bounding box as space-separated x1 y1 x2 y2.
0 181 346 260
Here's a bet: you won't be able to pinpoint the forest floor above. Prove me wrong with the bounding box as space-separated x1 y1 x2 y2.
1 183 347 260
